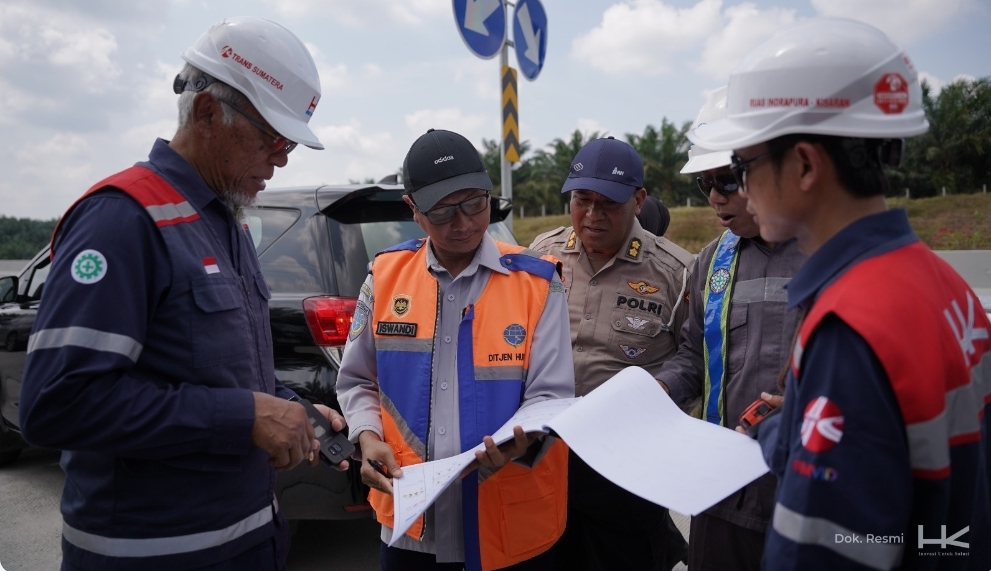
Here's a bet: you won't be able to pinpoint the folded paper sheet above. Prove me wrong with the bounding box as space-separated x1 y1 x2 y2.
388 366 769 544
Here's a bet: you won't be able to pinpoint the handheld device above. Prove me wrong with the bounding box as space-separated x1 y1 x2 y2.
298 399 355 467
740 398 780 439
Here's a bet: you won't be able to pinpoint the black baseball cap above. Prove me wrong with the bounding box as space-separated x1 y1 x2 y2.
402 129 493 212
561 137 645 202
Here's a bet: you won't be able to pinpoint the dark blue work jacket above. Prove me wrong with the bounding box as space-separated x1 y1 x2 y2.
20 139 293 570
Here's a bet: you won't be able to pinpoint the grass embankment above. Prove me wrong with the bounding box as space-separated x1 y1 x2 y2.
513 193 991 253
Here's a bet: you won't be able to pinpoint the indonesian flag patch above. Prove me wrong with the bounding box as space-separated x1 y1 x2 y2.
203 256 220 275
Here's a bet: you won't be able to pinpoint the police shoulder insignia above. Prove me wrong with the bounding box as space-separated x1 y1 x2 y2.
566 231 577 249
549 280 564 293
626 238 642 259
627 280 659 294
360 283 373 300
503 324 527 347
349 301 370 341
391 294 411 317
619 344 647 359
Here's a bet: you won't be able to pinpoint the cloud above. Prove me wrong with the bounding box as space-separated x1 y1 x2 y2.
810 0 972 45
575 118 611 138
571 0 722 76
571 0 796 79
405 108 492 143
918 71 978 97
264 0 447 27
695 3 797 78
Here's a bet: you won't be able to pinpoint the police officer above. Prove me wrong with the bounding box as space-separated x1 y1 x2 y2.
691 18 991 570
656 87 805 571
530 137 694 571
19 17 343 571
337 129 574 571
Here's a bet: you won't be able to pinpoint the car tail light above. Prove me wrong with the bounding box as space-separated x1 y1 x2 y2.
303 296 358 347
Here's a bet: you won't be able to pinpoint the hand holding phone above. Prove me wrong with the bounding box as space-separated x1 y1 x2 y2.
298 399 355 467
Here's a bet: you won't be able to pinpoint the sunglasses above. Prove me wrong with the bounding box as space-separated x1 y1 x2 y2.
418 192 490 225
696 174 740 200
216 98 297 154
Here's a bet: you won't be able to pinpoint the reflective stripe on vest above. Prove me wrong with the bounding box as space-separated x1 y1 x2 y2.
62 500 276 558
702 230 741 425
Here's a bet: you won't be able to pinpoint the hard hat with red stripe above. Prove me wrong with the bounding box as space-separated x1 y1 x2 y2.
689 18 929 152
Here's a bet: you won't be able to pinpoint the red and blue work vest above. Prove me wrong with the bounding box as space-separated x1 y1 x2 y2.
368 239 568 571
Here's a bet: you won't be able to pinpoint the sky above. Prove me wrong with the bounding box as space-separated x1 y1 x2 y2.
1 0 989 220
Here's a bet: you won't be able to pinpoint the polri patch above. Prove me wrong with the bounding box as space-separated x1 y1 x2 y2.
349 301 370 341
627 280 659 294
71 249 108 285
619 344 647 359
376 321 417 337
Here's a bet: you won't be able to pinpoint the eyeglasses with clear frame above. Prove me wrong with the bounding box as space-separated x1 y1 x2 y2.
215 97 297 154
696 174 740 200
418 191 490 225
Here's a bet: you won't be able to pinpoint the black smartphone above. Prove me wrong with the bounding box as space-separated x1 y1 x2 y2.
298 399 355 467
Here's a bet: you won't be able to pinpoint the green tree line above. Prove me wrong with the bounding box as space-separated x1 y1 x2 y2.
486 76 991 214
0 216 57 259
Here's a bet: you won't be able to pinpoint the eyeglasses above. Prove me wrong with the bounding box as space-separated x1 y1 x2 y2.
215 98 297 154
729 149 783 191
696 174 740 200
418 192 490 225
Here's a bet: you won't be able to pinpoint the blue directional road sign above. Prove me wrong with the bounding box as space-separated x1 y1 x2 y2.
453 0 506 60
513 0 547 80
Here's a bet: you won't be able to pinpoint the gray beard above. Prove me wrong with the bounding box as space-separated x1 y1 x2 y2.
217 188 255 221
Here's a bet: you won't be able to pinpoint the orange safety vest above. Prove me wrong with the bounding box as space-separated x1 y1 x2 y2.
369 238 568 571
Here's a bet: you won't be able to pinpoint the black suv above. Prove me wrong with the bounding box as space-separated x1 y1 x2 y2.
0 182 515 523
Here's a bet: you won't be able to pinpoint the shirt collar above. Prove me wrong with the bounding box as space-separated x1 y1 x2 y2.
787 208 918 310
145 138 224 214
561 218 650 264
425 233 509 278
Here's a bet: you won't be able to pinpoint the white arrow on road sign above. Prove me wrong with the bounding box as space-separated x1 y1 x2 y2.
512 0 547 80
453 0 506 59
465 0 501 36
516 2 541 64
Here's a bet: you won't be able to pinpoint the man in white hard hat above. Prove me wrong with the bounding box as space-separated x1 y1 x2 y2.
691 19 991 570
20 17 343 571
657 87 805 571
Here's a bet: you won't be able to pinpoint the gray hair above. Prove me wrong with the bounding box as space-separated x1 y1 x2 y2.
175 64 250 129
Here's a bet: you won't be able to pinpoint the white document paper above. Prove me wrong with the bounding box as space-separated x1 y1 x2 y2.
387 367 769 542
389 397 578 545
544 366 770 516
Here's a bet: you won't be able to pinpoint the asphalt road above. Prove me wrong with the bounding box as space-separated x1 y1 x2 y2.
0 447 381 571
0 447 689 571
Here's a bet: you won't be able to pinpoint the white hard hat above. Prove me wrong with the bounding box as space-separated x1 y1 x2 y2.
181 17 324 150
689 18 929 152
680 86 732 174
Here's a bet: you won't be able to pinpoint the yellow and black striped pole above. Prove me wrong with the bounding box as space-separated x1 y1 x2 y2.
502 65 519 163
